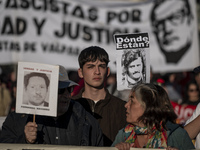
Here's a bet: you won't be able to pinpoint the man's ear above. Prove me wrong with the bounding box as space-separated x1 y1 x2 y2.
78 68 83 78
107 67 110 77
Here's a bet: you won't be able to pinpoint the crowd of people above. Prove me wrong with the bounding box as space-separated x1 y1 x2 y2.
0 46 199 150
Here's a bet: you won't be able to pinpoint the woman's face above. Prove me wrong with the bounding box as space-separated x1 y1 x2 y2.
188 83 199 101
125 91 145 126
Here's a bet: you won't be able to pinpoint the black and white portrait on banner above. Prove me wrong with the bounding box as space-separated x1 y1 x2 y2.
16 62 59 117
114 33 150 91
150 0 197 71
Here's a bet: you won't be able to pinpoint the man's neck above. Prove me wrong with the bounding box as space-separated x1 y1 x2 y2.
82 86 106 101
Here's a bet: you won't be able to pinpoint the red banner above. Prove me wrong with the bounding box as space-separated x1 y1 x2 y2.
171 101 197 125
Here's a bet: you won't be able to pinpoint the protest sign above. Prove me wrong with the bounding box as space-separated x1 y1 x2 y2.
16 62 59 117
0 0 198 73
114 33 150 90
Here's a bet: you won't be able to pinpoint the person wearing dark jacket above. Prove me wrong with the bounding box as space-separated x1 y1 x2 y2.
0 65 103 146
72 46 127 146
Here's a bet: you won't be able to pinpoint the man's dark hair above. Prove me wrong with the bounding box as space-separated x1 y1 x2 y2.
24 72 50 89
78 46 110 68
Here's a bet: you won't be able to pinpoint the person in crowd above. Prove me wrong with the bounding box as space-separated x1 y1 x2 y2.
9 81 17 113
106 73 130 102
112 83 194 150
194 66 200 90
0 77 12 116
7 71 17 113
184 105 200 149
23 72 50 107
122 49 145 88
181 80 200 106
184 66 200 149
0 65 103 146
151 0 193 64
162 73 182 103
72 46 127 146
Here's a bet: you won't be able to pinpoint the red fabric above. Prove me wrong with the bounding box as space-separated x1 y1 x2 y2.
71 79 84 96
171 101 197 124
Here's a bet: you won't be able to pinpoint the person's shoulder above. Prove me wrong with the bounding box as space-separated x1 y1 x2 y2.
73 97 87 103
109 94 126 104
106 91 126 110
85 111 98 124
108 95 126 114
70 100 89 116
185 102 200 124
166 122 188 140
194 102 200 112
3 111 29 125
70 100 98 125
111 127 126 147
72 94 81 100
72 89 83 100
166 121 187 136
70 99 83 109
7 111 27 118
166 121 179 128
171 125 187 134
167 125 195 149
106 88 126 102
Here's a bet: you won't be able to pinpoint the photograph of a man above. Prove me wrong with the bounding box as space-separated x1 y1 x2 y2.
151 0 193 64
122 49 146 88
23 72 50 107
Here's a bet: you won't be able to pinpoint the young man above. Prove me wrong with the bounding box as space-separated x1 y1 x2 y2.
0 65 103 146
73 46 127 146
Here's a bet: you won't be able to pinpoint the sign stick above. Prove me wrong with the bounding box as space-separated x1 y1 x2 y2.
33 114 35 123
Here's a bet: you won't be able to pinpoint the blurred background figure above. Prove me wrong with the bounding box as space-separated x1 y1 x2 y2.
107 73 131 102
194 66 200 90
162 73 182 103
0 76 12 116
9 80 17 113
181 80 200 106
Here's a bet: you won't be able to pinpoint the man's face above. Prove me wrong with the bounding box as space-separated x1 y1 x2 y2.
153 0 191 52
57 87 72 116
78 60 109 89
127 57 143 81
26 76 48 106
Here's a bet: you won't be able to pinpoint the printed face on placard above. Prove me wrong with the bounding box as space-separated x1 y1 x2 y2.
26 76 48 106
127 57 143 81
